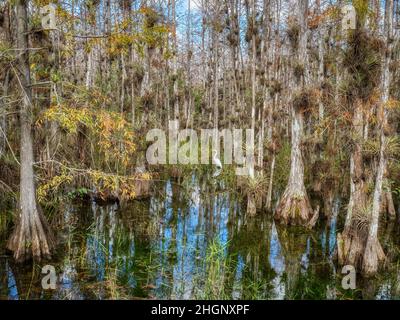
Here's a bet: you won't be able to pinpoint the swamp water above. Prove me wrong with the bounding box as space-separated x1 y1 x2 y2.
1 174 400 300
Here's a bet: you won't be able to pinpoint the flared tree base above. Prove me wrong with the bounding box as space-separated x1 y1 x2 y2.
337 230 365 268
362 237 386 276
337 229 385 276
7 207 55 263
275 189 318 228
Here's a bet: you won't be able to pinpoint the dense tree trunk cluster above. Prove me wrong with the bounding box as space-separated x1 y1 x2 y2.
0 0 399 276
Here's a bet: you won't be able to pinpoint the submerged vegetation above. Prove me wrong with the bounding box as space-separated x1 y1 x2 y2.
2 177 400 300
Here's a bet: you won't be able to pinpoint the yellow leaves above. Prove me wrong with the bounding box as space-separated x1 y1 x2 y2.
353 0 372 24
37 168 151 203
37 171 73 203
386 99 400 110
40 103 137 169
88 170 151 201
139 6 156 16
38 85 142 195
121 188 136 200
107 34 136 56
33 0 53 7
84 38 101 54
141 172 152 181
94 110 136 166
86 88 112 108
120 18 131 31
83 7 169 58
41 105 92 134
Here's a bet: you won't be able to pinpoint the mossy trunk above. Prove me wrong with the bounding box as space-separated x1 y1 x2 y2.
339 0 393 274
337 99 368 268
275 0 316 227
361 0 393 276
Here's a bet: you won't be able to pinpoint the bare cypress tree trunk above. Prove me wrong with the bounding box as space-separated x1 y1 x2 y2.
212 2 220 131
382 185 396 220
120 54 127 115
266 151 276 210
105 0 111 84
250 0 256 135
316 0 324 122
227 0 240 123
1 3 11 158
266 0 280 210
185 0 192 128
0 72 9 158
172 0 179 121
7 0 55 262
47 30 61 171
77 2 94 165
0 116 5 158
129 3 136 126
362 0 394 276
275 0 317 227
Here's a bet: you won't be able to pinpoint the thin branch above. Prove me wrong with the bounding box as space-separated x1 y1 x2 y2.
0 179 16 197
0 125 20 166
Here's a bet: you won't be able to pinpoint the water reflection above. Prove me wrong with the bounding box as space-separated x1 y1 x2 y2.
1 175 400 300
6 262 18 300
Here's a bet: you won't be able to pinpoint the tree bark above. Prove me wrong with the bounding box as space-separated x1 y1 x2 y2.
362 0 393 276
337 99 368 268
0 71 9 158
0 3 11 158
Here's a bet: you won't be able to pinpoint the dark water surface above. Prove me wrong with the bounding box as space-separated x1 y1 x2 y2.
1 174 400 300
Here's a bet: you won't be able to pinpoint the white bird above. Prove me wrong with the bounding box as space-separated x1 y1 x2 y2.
212 150 223 169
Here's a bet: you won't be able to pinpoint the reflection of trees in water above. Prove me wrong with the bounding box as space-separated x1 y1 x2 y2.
275 225 309 299
287 230 338 300
3 178 400 300
228 216 275 299
0 259 19 299
366 221 400 300
0 261 43 299
52 202 139 299
150 175 244 299
320 197 341 259
168 176 224 298
276 196 343 300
